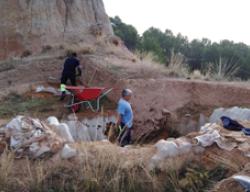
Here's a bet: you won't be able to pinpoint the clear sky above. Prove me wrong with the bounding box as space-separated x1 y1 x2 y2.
103 0 250 45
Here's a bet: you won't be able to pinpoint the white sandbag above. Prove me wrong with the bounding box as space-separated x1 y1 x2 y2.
61 144 77 159
5 116 65 159
83 116 106 141
210 107 250 123
65 121 91 142
209 108 224 124
57 123 74 143
20 119 33 131
244 152 250 157
76 123 92 141
175 138 192 155
0 127 5 134
6 116 23 133
150 138 192 170
31 118 44 129
36 86 59 95
148 155 162 170
155 139 179 158
6 116 24 148
29 142 50 157
29 142 40 155
200 123 218 132
10 136 21 148
232 175 250 191
194 130 220 147
215 138 237 151
96 126 106 140
67 114 78 121
35 145 51 157
65 121 77 139
83 118 99 141
47 116 60 126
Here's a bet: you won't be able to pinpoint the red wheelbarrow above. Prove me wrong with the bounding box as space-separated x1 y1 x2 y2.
64 86 113 112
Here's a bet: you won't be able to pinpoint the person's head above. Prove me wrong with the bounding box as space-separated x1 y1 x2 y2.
72 52 77 57
121 89 133 101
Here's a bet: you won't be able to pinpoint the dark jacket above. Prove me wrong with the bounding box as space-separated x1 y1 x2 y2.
62 56 80 76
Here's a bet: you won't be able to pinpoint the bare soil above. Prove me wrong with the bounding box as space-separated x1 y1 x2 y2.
2 47 250 142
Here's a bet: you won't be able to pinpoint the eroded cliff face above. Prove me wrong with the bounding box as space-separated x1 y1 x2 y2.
0 0 113 60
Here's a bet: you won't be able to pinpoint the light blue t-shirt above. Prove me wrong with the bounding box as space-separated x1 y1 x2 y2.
117 98 133 128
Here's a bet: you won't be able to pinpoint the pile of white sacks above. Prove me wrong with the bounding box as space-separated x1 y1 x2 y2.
2 115 115 159
150 107 250 169
210 106 250 123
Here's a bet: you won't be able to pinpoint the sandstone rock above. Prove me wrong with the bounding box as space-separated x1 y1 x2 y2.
0 0 113 60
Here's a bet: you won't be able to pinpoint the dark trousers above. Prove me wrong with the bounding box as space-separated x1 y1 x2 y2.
61 73 76 86
118 123 132 147
60 73 76 100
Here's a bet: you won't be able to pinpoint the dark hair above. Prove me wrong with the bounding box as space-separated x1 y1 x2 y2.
72 52 77 57
122 89 132 97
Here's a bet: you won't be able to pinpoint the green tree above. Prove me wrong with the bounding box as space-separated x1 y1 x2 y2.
109 15 250 80
139 27 166 63
110 16 140 51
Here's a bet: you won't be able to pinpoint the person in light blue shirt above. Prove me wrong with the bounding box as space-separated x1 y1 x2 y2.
117 89 133 146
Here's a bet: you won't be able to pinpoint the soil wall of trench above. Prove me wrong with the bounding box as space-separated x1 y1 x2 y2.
124 79 250 142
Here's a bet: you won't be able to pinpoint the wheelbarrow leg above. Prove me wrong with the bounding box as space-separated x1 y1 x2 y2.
66 94 82 113
90 88 113 112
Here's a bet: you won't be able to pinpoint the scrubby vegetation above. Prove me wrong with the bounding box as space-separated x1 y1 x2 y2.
0 93 55 118
0 145 229 192
111 16 250 80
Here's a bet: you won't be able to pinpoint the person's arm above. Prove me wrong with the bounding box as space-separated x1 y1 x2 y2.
116 102 125 127
74 59 82 76
76 66 82 76
116 114 122 127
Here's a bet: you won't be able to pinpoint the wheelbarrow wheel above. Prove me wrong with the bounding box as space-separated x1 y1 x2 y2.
67 96 81 113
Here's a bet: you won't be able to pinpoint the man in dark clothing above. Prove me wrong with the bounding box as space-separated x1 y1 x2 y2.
60 52 82 100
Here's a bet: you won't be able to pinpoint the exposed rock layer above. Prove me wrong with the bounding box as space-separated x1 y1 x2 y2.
0 0 113 60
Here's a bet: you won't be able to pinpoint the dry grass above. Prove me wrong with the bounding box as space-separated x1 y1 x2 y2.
0 142 230 192
74 142 161 192
135 52 168 77
0 143 161 192
196 57 240 81
166 51 189 78
208 57 240 81
136 51 190 78
191 70 204 80
0 93 55 118
190 70 210 80
0 150 14 190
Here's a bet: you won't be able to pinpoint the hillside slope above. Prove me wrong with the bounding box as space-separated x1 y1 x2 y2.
0 0 113 60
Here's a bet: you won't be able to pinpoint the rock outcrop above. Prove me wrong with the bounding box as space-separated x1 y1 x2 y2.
0 0 113 60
